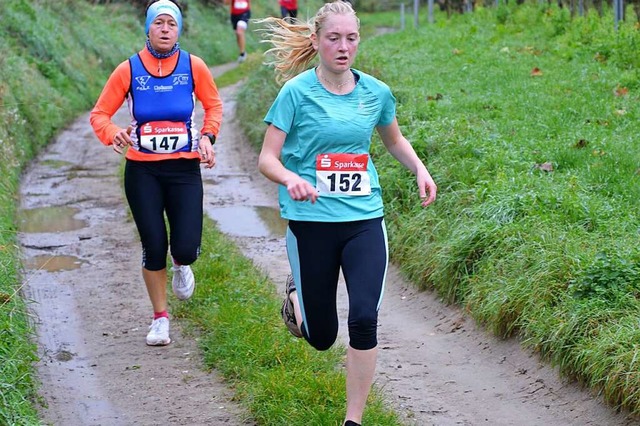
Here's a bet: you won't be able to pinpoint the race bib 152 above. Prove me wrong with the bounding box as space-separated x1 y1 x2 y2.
316 153 371 196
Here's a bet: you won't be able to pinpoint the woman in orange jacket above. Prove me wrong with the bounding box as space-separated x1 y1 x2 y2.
90 0 222 346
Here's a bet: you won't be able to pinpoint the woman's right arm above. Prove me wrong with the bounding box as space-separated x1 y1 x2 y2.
89 61 131 146
258 124 318 203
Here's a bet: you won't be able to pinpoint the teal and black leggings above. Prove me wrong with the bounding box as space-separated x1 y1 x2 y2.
286 217 388 351
124 159 203 271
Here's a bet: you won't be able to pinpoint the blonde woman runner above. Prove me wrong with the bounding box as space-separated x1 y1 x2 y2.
257 2 437 424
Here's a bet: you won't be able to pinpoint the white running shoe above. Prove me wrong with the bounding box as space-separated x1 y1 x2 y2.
146 317 171 346
237 52 247 63
172 264 195 300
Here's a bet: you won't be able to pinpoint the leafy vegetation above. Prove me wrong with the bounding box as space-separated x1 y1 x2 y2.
237 1 640 415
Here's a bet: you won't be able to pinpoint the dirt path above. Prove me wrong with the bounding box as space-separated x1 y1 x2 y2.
19 64 636 426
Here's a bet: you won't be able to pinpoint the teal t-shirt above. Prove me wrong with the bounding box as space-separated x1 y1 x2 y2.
264 67 396 222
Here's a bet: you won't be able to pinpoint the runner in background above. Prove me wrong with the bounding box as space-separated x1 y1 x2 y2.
279 0 298 20
256 1 437 424
225 0 251 62
89 0 222 346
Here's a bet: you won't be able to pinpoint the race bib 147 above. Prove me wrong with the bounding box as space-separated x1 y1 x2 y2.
139 121 189 154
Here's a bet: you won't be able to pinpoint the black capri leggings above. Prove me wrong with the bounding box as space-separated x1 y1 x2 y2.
124 159 203 271
286 217 388 351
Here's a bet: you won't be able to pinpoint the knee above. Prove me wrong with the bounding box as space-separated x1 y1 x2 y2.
142 246 167 271
308 335 337 352
170 244 199 266
347 314 378 351
305 325 338 351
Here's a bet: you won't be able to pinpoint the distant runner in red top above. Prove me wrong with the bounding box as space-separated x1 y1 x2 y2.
225 0 251 63
279 0 298 20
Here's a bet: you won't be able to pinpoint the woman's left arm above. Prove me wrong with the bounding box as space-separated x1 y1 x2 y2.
376 118 437 207
192 56 223 136
192 56 223 168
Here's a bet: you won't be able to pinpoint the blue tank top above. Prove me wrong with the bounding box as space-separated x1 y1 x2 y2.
129 50 196 154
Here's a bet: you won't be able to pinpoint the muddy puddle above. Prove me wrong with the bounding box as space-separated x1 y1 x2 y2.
207 205 285 238
23 255 85 272
18 206 86 233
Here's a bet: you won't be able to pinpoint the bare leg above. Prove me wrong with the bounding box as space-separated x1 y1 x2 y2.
289 291 303 334
236 28 246 54
345 346 378 424
143 268 168 313
288 291 377 424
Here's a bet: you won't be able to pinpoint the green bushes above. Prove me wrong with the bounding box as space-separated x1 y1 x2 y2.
378 4 640 413
570 252 640 300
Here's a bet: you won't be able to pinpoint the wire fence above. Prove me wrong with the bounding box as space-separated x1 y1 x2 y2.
383 0 630 30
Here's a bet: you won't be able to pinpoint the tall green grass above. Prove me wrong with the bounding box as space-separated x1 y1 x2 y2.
370 3 640 413
0 182 39 426
238 2 640 415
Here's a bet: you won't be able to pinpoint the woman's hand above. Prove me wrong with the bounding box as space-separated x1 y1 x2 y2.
377 120 437 208
112 126 132 154
285 175 319 204
198 136 216 169
417 168 437 207
259 124 318 204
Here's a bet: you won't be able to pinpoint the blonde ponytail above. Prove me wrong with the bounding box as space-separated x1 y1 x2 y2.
256 1 359 84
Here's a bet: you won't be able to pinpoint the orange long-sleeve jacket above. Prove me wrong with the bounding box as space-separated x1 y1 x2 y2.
89 48 222 162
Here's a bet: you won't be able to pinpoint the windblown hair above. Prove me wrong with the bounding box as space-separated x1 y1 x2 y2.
255 1 359 84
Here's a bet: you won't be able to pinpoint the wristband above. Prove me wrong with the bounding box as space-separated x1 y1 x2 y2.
202 133 216 145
